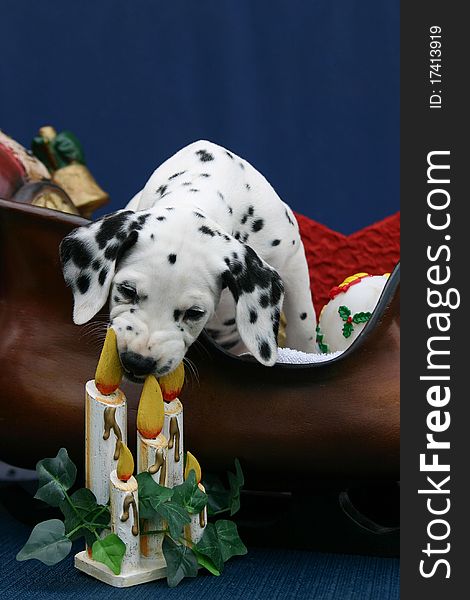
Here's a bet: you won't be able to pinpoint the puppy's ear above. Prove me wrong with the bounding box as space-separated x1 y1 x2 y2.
222 245 284 366
60 210 148 324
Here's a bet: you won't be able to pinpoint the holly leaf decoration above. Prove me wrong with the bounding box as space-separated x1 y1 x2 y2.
352 311 372 324
54 131 85 166
92 533 126 575
16 519 72 566
338 306 351 321
136 471 174 519
162 536 198 588
156 501 191 540
172 470 208 515
35 448 77 507
194 523 224 573
342 322 354 338
215 520 248 562
59 488 109 545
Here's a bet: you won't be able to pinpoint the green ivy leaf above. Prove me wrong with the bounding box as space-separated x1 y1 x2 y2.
203 474 231 516
59 488 109 545
156 501 191 540
342 322 354 338
192 546 221 576
352 311 372 324
194 523 224 572
35 448 77 507
338 305 351 321
228 459 244 516
172 471 208 515
162 536 198 588
92 533 126 575
16 519 72 566
136 472 174 519
215 520 248 562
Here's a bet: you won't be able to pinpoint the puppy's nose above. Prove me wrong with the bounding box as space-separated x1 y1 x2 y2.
120 352 156 377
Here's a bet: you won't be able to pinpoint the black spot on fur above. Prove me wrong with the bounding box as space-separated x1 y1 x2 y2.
196 149 214 162
225 151 234 159
95 211 133 249
189 188 199 193
156 185 168 196
104 244 120 260
239 162 245 170
234 232 241 241
249 309 258 323
126 325 133 331
232 260 243 276
245 183 251 191
223 234 230 241
156 216 166 221
150 233 155 240
259 340 271 361
98 267 108 286
232 252 238 260
241 215 248 225
182 181 192 186
272 308 281 338
130 308 136 314
169 171 186 180
199 225 216 237
300 312 307 320
252 219 264 232
77 274 91 294
271 280 283 306
248 206 254 216
260 293 270 308
242 233 249 243
174 309 182 321
200 173 210 178
113 295 120 302
292 240 296 245
194 211 205 219
60 237 93 268
271 239 281 246
166 207 175 211
138 214 150 225
223 318 236 326
92 259 101 271
228 206 233 214
217 191 224 200
168 254 177 264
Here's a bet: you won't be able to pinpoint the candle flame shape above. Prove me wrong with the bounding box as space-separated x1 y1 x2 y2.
184 451 202 483
137 375 164 439
95 328 123 395
159 362 185 401
117 441 134 482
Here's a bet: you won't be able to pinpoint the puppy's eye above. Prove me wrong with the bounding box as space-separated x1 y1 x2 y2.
184 307 205 322
116 283 138 302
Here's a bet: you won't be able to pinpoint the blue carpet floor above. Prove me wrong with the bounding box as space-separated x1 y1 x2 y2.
0 510 399 600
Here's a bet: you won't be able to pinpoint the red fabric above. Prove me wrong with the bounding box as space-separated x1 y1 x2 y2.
296 212 400 315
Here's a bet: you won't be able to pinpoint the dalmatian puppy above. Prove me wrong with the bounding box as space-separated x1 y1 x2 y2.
60 141 317 381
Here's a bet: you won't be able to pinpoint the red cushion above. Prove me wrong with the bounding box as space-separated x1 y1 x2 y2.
296 212 400 315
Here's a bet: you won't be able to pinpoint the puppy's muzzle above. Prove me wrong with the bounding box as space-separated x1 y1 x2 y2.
120 351 156 379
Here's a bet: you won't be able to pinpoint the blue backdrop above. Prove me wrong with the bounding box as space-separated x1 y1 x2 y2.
0 0 399 234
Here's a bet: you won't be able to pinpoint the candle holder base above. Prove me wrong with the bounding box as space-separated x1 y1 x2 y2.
74 551 167 587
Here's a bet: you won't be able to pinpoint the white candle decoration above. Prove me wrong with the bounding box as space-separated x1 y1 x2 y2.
85 379 127 505
109 470 140 574
137 432 169 557
162 399 184 488
186 483 207 544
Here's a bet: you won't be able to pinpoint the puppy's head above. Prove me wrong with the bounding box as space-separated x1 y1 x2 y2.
60 207 283 378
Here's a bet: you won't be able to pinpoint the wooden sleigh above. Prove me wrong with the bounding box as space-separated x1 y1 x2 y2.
0 198 399 492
